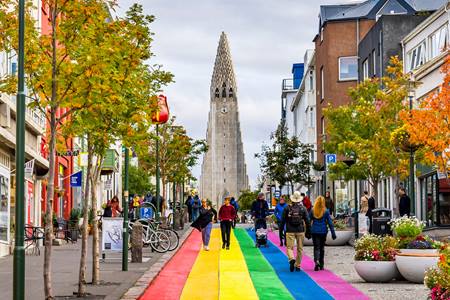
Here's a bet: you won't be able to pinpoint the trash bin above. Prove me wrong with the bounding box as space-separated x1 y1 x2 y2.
372 208 392 235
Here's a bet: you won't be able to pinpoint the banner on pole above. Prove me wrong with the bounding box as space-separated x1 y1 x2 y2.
70 171 82 187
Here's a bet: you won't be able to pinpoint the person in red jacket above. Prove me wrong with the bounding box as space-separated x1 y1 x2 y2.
219 197 236 250
301 193 312 212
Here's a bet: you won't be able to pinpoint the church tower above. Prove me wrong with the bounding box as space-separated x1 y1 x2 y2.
200 32 249 208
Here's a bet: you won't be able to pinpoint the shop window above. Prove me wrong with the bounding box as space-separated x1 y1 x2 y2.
338 57 358 81
0 174 9 242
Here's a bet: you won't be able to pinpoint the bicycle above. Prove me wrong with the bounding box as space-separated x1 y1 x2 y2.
128 219 171 253
146 218 180 251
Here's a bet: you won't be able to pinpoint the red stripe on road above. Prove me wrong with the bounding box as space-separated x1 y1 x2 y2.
139 230 202 300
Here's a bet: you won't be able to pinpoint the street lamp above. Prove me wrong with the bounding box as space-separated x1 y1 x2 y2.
122 147 129 271
408 74 416 216
13 0 26 299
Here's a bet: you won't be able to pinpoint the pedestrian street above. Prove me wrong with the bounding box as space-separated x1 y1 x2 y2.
140 227 369 300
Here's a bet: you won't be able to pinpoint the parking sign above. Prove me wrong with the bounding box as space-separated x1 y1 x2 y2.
326 154 337 165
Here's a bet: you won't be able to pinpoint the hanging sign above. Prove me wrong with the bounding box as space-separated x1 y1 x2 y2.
70 171 82 187
151 94 170 124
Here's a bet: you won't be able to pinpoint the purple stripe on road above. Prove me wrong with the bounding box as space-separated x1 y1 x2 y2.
267 231 370 300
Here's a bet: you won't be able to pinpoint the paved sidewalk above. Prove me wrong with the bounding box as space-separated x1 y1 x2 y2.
302 245 429 300
0 226 189 300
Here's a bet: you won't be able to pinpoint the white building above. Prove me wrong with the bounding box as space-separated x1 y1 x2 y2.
402 2 449 227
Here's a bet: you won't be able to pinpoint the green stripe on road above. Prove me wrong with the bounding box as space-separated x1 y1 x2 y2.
234 228 294 300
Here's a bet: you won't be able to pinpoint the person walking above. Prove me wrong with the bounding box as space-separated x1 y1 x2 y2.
230 197 239 228
191 199 217 251
325 191 334 216
111 196 122 217
367 192 376 234
192 193 202 221
251 192 269 230
219 197 236 250
399 187 411 216
281 191 310 272
309 196 336 271
185 195 193 222
301 193 312 212
103 199 112 217
274 196 288 246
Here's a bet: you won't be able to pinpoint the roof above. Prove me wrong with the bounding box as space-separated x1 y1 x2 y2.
319 0 447 29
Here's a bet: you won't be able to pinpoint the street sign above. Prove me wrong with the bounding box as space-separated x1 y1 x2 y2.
326 154 337 165
274 190 281 198
140 207 153 219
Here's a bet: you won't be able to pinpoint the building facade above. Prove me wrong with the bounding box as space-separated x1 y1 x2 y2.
402 3 449 227
200 32 249 208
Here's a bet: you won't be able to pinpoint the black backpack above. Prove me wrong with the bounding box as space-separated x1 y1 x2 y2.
288 204 303 226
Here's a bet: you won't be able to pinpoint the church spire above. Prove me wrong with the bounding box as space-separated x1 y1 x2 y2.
211 32 236 98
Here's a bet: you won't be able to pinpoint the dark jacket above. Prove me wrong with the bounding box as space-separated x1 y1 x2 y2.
399 194 411 216
192 196 201 210
191 207 217 231
230 198 239 212
325 197 334 215
281 203 310 233
366 196 376 217
309 209 335 236
218 205 236 221
251 199 269 219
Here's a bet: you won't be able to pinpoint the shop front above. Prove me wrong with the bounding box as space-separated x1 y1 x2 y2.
419 171 450 227
0 150 10 257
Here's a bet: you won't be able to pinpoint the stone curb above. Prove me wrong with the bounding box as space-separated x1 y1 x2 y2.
120 227 194 300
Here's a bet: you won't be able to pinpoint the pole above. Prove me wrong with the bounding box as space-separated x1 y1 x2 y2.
172 182 176 228
122 147 129 271
354 179 359 240
323 153 327 195
155 124 160 221
409 95 415 216
13 0 26 299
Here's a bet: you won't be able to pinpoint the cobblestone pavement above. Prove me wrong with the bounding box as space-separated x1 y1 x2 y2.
303 245 429 300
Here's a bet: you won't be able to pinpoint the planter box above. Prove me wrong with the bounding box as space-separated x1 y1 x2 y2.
354 261 397 283
326 230 353 246
395 251 439 283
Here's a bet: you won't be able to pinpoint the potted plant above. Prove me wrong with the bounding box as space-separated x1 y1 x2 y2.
354 234 399 282
425 245 450 299
68 208 81 241
391 216 440 283
88 208 95 235
326 219 353 246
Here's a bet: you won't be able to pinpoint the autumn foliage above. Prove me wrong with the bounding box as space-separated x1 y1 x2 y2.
403 55 450 172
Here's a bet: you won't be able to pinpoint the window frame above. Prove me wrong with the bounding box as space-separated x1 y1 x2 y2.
430 24 449 60
362 59 369 80
407 40 427 72
320 66 324 101
338 56 358 81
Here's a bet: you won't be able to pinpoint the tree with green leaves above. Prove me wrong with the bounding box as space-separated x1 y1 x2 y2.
324 57 411 198
256 120 313 194
126 165 155 196
238 190 259 211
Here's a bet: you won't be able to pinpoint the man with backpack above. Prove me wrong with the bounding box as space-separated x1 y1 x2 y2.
230 197 239 228
281 191 311 272
251 192 269 230
191 191 202 221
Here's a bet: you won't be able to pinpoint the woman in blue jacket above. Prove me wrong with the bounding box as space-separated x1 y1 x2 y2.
274 196 287 246
309 196 336 271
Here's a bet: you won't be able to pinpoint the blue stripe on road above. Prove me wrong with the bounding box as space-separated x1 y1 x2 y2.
247 229 334 300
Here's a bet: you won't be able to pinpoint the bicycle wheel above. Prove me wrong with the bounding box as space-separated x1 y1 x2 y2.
164 229 179 251
148 231 171 253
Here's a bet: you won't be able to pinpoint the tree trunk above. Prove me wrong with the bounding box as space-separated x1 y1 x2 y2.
44 114 56 300
162 178 166 216
91 154 103 285
290 182 294 195
78 140 92 296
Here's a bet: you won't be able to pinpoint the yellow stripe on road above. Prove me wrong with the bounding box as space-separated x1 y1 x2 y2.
219 230 258 300
180 228 220 300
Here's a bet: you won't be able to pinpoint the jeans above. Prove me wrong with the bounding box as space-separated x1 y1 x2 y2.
286 232 305 268
202 222 212 246
312 233 327 266
277 220 285 243
220 220 232 247
192 209 199 221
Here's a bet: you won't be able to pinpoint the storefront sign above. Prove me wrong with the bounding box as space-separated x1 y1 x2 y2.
102 217 123 252
70 171 82 187
104 179 112 191
56 150 80 157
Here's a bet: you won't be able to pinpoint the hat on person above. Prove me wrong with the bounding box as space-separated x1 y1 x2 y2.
290 191 302 203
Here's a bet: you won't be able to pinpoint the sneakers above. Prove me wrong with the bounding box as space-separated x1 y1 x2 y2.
226 246 230 250
320 264 324 270
314 263 320 271
289 259 295 272
222 243 225 249
295 267 301 272
204 246 210 251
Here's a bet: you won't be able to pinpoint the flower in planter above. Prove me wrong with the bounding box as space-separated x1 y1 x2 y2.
354 234 399 261
389 216 424 239
332 219 347 231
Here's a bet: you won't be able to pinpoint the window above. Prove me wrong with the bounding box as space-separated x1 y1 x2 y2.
309 70 314 91
320 66 324 100
215 88 219 98
321 116 325 136
372 50 376 76
430 25 448 59
407 41 426 71
320 27 324 42
309 107 314 128
362 59 369 80
338 56 358 81
0 173 9 242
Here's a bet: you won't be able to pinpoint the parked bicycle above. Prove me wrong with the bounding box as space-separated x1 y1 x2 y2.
128 219 171 253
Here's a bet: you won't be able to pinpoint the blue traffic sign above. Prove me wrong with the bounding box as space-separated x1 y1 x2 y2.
326 154 337 165
140 207 153 219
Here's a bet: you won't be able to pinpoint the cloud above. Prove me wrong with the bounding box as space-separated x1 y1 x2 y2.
116 0 356 188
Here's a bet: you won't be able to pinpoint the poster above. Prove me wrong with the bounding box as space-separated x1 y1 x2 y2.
102 217 123 252
358 213 369 235
26 180 34 225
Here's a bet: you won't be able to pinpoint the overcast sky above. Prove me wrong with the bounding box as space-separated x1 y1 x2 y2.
116 0 358 188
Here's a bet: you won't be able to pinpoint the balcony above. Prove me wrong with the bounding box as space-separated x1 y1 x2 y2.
101 149 119 175
282 78 294 91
